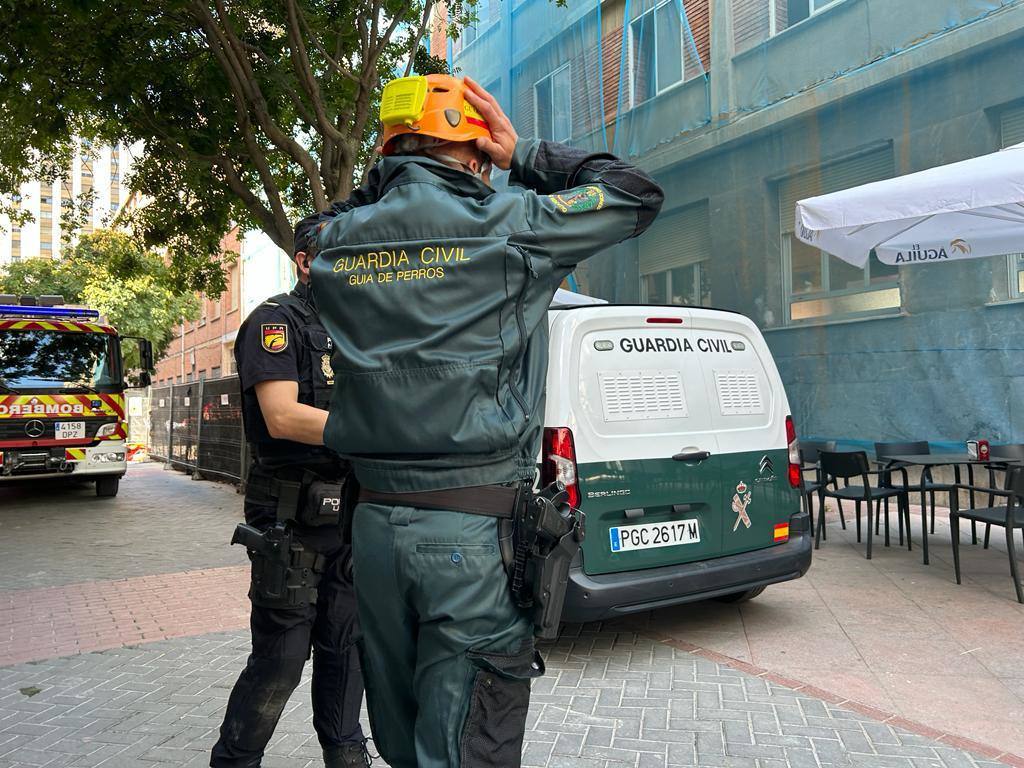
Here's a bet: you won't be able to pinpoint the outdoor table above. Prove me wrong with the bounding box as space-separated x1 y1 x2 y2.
882 453 1022 565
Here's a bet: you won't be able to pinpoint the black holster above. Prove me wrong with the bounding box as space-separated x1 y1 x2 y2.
503 483 585 640
231 522 326 608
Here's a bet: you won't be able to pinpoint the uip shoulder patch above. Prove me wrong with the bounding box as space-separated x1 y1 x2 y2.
549 185 605 214
261 323 289 353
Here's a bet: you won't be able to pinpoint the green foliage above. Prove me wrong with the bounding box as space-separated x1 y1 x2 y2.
0 0 488 293
412 46 452 76
0 231 199 370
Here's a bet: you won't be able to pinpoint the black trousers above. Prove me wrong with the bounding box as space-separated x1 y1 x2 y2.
210 504 364 767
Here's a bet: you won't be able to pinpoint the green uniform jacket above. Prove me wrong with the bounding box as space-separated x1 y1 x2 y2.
310 138 663 492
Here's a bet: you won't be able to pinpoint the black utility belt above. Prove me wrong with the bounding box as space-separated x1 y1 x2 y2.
357 484 523 519
250 469 347 527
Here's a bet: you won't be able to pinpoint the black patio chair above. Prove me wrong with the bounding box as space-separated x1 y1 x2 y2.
816 450 911 559
875 441 959 538
799 440 841 538
950 467 1024 604
982 444 1024 549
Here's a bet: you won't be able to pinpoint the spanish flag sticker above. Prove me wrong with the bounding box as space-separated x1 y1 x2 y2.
261 323 289 353
773 523 790 543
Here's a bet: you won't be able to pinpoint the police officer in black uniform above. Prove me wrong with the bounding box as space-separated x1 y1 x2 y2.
210 220 369 768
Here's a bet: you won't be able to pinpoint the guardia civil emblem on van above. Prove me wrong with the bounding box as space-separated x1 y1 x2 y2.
732 481 752 531
261 323 288 353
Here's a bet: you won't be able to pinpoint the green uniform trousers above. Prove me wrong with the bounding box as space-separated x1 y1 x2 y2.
352 502 543 767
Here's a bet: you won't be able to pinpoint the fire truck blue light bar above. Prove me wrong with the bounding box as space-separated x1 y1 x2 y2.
0 305 101 319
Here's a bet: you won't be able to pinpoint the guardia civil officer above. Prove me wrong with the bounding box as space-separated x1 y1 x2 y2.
209 224 369 768
309 75 663 768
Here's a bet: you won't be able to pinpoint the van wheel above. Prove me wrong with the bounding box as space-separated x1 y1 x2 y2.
715 585 766 604
96 476 120 497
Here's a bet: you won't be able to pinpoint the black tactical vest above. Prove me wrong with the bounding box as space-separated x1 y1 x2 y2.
245 290 337 468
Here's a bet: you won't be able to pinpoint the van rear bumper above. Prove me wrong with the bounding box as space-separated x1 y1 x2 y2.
561 522 812 623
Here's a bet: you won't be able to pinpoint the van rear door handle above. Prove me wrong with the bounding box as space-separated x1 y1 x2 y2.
672 451 711 463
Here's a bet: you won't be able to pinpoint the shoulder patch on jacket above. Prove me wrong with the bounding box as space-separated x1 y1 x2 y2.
261 323 289 353
549 185 605 214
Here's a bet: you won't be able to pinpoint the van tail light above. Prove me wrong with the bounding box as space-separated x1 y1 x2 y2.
785 415 801 489
542 427 581 508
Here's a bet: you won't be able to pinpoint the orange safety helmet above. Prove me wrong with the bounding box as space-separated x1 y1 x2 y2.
379 74 491 156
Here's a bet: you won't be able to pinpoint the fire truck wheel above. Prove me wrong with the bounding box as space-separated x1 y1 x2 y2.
95 476 120 497
713 585 766 604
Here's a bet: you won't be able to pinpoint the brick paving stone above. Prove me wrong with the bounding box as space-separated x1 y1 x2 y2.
0 628 1014 768
0 567 250 666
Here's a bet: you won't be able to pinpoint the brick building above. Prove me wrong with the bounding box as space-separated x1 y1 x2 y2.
152 228 295 386
153 229 243 386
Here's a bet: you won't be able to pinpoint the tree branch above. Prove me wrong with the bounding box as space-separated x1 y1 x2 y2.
291 2 359 83
191 0 328 210
216 155 282 244
405 0 435 76
284 0 345 145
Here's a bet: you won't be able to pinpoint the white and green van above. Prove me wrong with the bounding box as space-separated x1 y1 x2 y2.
540 299 812 622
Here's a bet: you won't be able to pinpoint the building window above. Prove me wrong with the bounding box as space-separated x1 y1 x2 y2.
211 366 221 379
779 146 901 324
994 105 1024 301
40 195 52 205
642 263 711 306
629 0 685 107
783 0 842 30
40 241 53 252
453 0 489 52
534 65 572 142
638 201 712 306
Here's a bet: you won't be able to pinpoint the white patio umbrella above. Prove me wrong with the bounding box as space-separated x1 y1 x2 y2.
795 142 1024 268
550 288 607 307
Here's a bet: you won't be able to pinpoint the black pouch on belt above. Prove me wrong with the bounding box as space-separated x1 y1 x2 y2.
303 479 346 526
272 470 346 527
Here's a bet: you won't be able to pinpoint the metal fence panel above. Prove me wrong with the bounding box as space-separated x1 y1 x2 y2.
148 376 247 486
196 375 245 482
149 386 172 462
169 382 201 470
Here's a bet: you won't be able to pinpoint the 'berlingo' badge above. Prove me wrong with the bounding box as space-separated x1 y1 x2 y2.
261 323 288 353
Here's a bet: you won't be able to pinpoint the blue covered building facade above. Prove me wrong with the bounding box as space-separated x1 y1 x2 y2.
446 0 1024 448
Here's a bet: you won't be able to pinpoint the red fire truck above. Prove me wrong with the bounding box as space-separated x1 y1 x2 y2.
0 296 153 497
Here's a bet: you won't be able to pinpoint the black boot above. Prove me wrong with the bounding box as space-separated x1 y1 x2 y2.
324 740 372 768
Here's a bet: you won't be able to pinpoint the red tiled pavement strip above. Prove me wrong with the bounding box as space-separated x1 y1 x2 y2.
0 565 249 666
644 628 1024 768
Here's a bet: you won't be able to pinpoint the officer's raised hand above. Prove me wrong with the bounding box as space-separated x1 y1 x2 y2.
464 77 518 170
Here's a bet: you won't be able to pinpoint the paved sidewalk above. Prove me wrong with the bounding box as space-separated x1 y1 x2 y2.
3 465 1024 766
640 504 1024 758
0 627 1011 768
0 566 248 666
0 463 244 590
